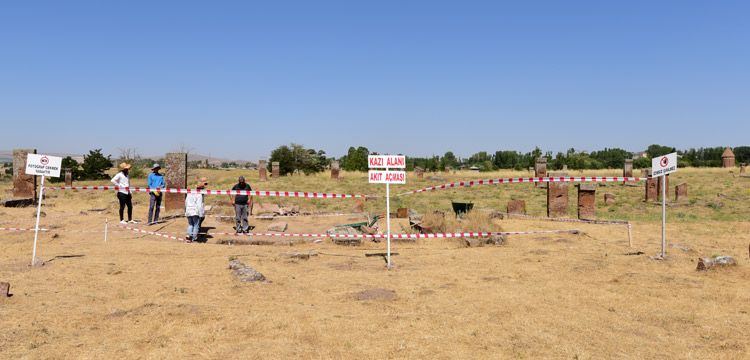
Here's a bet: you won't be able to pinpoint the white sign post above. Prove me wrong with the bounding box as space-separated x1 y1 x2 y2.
25 153 62 266
651 152 678 258
368 155 406 269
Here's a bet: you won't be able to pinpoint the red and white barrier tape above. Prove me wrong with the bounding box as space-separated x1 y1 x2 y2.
504 214 630 225
0 227 49 232
43 185 368 199
399 176 644 196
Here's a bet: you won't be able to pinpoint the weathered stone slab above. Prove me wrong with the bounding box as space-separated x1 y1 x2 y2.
507 200 526 215
696 256 736 271
534 158 547 178
603 193 616 205
414 167 424 179
675 183 688 202
740 163 747 174
64 168 73 186
623 159 633 177
577 184 596 219
271 162 280 178
547 182 568 217
645 174 658 202
258 159 268 181
267 221 288 232
0 281 9 297
331 160 340 180
13 149 36 199
228 260 266 282
3 198 34 207
165 153 187 211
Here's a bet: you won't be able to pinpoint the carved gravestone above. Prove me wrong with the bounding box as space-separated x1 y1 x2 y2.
675 183 688 202
577 184 596 219
562 165 568 171
645 172 658 202
507 200 526 215
534 158 547 178
623 159 634 178
414 167 424 179
547 182 568 217
331 161 340 180
165 153 187 211
271 162 280 178
722 147 735 168
64 168 73 186
740 163 747 174
604 193 616 205
258 159 268 181
13 148 37 199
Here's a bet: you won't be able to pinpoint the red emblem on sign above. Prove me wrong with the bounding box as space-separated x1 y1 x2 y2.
660 156 668 167
40 156 49 166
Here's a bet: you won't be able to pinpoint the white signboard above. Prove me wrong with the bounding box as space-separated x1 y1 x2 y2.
25 154 63 177
368 155 406 169
368 170 407 184
651 152 678 177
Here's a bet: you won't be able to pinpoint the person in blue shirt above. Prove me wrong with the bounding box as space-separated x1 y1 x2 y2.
147 163 166 225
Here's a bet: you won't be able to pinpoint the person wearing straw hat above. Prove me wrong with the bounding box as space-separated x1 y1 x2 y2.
111 162 135 224
185 179 206 243
146 163 165 225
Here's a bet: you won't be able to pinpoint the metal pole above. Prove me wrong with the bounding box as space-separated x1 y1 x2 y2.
386 165 391 269
104 218 108 242
31 175 45 266
627 222 632 248
661 175 666 258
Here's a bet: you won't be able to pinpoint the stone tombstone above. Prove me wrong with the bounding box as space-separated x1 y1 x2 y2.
165 153 188 211
562 165 568 171
641 168 650 178
721 147 735 168
258 159 268 181
740 163 747 174
656 174 670 201
623 159 634 178
414 167 424 179
534 158 547 178
330 161 340 180
13 148 37 199
506 199 526 215
603 193 616 205
645 173 658 202
547 182 569 218
271 162 280 178
675 183 688 202
64 168 73 186
577 184 596 219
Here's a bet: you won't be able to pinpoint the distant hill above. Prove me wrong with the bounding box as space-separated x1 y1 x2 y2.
0 150 253 166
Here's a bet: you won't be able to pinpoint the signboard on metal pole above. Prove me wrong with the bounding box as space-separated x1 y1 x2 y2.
368 155 406 269
25 153 62 266
651 152 678 258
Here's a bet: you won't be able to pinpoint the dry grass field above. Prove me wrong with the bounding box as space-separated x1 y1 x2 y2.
1 167 750 359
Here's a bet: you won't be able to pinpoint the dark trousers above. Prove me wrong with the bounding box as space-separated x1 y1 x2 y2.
148 193 162 223
117 192 133 221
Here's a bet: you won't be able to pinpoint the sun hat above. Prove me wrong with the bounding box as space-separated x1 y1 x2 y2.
119 162 132 170
151 163 161 169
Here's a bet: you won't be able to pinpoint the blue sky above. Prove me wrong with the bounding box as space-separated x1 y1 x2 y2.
1 1 748 160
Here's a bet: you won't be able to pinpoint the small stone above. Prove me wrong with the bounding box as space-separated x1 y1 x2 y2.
696 256 736 271
0 282 9 297
488 211 504 220
228 260 266 282
267 221 288 232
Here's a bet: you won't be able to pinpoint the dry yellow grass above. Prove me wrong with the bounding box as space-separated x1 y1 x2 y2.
1 168 749 359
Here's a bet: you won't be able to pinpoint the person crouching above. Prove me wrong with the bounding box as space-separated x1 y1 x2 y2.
185 180 206 243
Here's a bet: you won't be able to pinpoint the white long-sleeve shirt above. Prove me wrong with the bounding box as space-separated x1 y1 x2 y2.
111 172 130 194
185 193 205 217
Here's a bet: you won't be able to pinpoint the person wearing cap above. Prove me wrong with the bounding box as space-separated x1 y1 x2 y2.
229 176 253 234
111 163 135 224
146 163 166 225
185 180 206 243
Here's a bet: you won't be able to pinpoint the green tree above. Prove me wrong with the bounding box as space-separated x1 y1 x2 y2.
269 143 328 176
80 149 113 180
342 146 370 171
50 156 81 183
646 144 676 159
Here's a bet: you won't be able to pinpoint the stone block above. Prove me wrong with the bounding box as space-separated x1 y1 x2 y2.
331 161 340 180
577 184 596 219
258 159 268 181
13 149 36 199
267 221 288 232
534 158 547 178
414 167 424 179
675 183 688 202
547 182 568 217
645 176 658 202
604 193 616 205
165 153 187 211
623 159 633 177
740 163 747 174
0 282 9 297
507 200 526 215
64 168 73 186
271 162 280 178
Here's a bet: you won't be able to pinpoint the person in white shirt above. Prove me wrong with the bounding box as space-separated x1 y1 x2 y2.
185 179 207 242
111 163 135 224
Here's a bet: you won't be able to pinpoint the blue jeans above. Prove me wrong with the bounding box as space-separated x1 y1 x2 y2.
148 193 162 223
187 215 201 241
